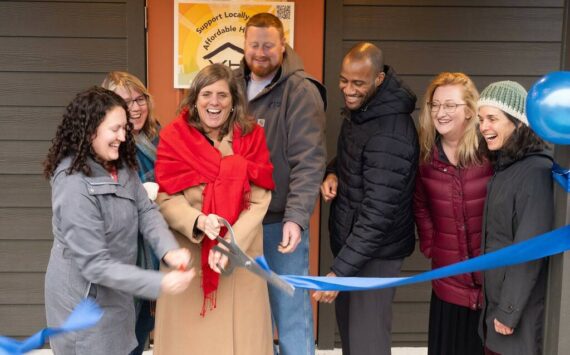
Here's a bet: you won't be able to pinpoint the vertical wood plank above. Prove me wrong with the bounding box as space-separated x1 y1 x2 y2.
318 0 344 349
544 2 570 354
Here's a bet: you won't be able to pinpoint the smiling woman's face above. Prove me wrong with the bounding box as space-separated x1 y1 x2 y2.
430 84 469 142
91 106 127 162
478 106 517 151
196 79 232 140
114 86 148 134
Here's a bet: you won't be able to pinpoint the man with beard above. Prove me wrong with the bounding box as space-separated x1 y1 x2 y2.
235 12 326 355
315 42 419 355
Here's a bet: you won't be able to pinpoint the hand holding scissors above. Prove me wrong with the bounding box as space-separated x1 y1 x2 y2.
211 218 295 296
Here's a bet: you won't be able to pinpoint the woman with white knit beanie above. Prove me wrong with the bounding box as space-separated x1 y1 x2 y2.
478 81 554 355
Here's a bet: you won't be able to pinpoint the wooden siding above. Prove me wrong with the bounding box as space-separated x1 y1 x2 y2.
0 208 53 240
0 2 127 37
0 0 145 338
343 7 563 42
320 0 566 348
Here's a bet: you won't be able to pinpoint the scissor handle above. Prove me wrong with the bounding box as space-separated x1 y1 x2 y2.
214 235 233 250
218 218 235 241
212 241 237 275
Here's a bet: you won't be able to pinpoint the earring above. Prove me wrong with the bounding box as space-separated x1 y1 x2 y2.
231 107 234 112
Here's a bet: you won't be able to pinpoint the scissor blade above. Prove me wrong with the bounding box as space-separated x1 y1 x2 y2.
264 271 295 296
215 217 295 296
243 259 295 296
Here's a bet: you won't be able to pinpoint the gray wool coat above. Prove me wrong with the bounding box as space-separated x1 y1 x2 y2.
45 157 179 354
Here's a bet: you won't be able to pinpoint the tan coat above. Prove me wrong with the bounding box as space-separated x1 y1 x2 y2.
153 135 273 355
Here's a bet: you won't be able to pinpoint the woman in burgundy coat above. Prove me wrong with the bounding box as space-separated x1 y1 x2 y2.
414 72 492 355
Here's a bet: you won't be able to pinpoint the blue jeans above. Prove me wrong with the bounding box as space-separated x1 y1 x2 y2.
263 222 315 355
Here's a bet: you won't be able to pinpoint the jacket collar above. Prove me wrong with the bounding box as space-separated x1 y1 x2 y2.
345 65 416 124
55 156 128 185
494 149 553 172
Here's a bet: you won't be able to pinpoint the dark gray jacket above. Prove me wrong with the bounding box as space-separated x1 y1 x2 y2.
235 45 326 229
480 151 553 355
328 66 419 276
45 157 178 354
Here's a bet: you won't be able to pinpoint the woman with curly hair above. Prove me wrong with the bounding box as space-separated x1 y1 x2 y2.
101 71 162 355
414 72 492 355
478 81 553 355
152 64 275 354
43 86 194 354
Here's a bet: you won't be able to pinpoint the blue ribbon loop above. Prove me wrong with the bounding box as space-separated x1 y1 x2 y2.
257 224 570 291
552 163 570 192
0 299 103 355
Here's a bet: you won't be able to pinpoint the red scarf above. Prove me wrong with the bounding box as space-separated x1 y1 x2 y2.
155 109 274 314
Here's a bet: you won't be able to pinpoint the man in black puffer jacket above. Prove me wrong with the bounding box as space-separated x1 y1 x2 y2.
315 42 419 355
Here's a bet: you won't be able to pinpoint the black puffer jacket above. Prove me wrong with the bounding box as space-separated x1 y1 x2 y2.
328 66 419 277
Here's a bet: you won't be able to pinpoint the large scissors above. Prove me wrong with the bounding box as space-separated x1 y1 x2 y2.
212 218 295 296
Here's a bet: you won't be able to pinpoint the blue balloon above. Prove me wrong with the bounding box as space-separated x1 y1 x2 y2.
527 71 570 144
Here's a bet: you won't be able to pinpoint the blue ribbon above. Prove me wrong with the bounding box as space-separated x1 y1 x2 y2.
552 163 570 192
257 224 570 291
253 164 570 291
0 299 103 355
2 165 568 353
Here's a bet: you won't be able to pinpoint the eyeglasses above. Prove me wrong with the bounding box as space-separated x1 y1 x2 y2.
125 95 147 108
428 101 466 114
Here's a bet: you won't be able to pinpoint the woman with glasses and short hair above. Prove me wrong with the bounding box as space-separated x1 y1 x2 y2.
102 71 161 355
414 72 492 355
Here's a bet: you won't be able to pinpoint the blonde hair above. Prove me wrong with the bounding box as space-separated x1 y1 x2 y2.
101 71 159 139
418 72 481 167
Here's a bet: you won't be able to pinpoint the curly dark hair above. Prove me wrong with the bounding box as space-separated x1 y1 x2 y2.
43 86 138 178
480 113 548 167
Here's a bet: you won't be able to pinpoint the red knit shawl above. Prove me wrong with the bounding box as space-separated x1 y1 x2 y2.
155 109 274 313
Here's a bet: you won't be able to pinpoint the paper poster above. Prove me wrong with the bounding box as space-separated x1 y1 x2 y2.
175 0 295 88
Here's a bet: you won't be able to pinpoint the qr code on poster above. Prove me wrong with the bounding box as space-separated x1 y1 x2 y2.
276 5 291 20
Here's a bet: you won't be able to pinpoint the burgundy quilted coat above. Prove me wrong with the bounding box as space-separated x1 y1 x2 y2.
414 145 492 310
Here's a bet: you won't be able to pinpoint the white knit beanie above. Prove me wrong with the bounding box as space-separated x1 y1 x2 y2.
478 80 528 126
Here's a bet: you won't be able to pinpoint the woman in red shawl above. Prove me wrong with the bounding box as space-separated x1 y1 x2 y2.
152 64 275 355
